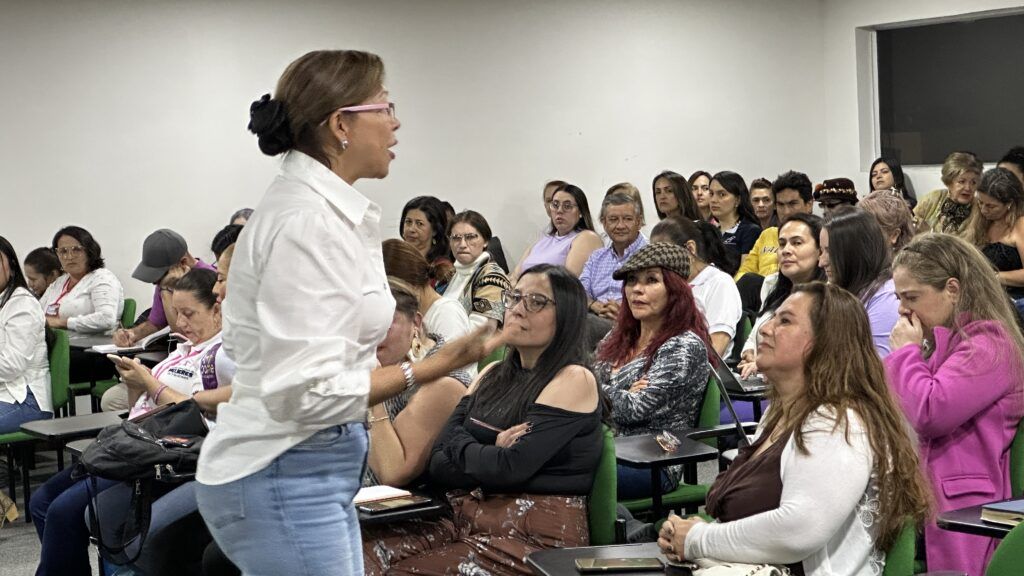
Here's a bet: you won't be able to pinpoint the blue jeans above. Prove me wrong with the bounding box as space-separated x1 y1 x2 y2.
0 388 52 434
196 423 368 576
616 464 678 500
30 467 119 576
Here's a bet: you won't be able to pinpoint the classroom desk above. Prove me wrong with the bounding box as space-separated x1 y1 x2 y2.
937 501 1016 540
21 411 123 469
614 433 718 519
527 542 676 576
67 437 94 461
726 389 767 421
67 331 114 350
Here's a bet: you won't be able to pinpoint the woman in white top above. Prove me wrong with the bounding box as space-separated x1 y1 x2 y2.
0 237 52 434
194 50 498 576
442 210 511 331
659 282 930 576
383 239 472 345
39 226 124 333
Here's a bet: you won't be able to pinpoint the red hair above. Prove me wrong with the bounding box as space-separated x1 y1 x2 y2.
597 268 714 373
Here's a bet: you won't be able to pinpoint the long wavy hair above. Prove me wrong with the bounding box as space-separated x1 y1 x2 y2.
597 267 713 372
762 282 931 552
652 170 701 221
968 167 1024 248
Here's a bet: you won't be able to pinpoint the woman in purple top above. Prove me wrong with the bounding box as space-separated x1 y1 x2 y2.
513 183 602 280
818 206 900 357
885 233 1024 576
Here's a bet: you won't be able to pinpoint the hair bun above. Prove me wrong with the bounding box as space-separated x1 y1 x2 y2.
247 94 293 156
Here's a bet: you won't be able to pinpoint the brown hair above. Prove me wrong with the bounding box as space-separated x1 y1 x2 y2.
860 190 916 252
762 282 931 551
275 50 385 168
387 276 420 318
446 210 493 243
382 239 438 288
969 167 1024 247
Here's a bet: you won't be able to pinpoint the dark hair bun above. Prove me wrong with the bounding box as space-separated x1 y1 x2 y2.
248 94 293 156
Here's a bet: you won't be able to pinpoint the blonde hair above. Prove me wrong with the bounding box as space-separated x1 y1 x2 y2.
940 151 983 186
860 190 916 252
764 282 931 551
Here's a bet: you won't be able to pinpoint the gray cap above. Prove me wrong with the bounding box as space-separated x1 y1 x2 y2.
132 229 188 284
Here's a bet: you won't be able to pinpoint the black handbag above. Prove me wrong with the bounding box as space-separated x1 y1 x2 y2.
73 400 209 565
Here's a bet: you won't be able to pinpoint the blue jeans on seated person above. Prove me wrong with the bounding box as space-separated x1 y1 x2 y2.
0 388 52 434
196 423 368 576
30 467 120 576
616 464 678 500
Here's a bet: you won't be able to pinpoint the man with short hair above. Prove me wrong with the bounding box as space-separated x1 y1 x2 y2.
103 229 216 411
734 171 815 280
580 193 648 321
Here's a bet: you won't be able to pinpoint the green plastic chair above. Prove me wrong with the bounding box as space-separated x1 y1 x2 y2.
618 374 718 516
1009 417 1024 497
75 298 137 412
588 425 618 545
478 344 507 373
882 520 916 576
987 520 1024 575
1 328 71 516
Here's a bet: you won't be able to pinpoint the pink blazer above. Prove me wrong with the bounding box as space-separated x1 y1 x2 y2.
885 320 1024 576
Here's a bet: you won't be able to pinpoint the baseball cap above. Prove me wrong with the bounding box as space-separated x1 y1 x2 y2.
132 229 188 284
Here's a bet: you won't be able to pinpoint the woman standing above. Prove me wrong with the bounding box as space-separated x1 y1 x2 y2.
442 210 511 330
885 233 1024 575
195 50 495 576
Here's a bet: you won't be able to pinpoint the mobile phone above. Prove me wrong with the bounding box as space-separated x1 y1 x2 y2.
574 558 665 573
469 417 503 433
357 495 432 514
105 353 132 367
158 435 196 448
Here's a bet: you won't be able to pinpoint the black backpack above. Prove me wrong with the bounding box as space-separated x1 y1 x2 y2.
73 400 208 565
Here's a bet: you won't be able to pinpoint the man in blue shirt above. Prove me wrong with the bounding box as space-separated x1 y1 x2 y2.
580 192 648 321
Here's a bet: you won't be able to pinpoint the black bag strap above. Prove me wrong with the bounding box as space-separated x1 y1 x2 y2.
87 477 153 566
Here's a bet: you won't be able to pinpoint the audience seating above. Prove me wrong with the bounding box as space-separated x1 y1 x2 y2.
1010 418 1024 497
882 521 916 576
986 521 1024 576
587 425 618 546
477 344 507 372
67 298 136 415
0 328 70 517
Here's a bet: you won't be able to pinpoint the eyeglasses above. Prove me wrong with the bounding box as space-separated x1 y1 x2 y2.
655 430 680 453
501 290 556 313
55 246 85 258
549 200 578 213
449 233 481 244
333 101 397 121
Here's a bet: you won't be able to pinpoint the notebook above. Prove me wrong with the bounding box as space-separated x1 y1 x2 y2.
981 499 1024 526
354 485 412 505
92 326 171 354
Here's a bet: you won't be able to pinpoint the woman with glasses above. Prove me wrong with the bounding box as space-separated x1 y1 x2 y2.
513 184 603 280
594 243 712 498
442 210 511 331
39 225 124 334
362 264 603 574
195 51 497 576
885 234 1024 575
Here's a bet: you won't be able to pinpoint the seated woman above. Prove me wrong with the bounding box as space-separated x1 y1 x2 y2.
361 264 602 575
968 167 1024 305
868 156 916 208
738 214 825 379
31 268 227 576
595 243 711 499
513 184 603 279
818 207 899 357
689 170 713 222
914 151 982 236
998 146 1024 187
23 247 62 299
400 195 455 291
366 278 471 487
884 233 1024 576
652 171 701 223
650 217 741 358
442 210 511 331
39 225 124 333
0 237 53 434
383 239 472 347
860 189 916 252
658 282 931 576
708 171 761 262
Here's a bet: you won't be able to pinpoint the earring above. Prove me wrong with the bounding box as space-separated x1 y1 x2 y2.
340 139 349 151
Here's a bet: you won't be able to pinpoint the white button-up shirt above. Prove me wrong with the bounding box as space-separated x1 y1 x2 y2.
0 287 52 412
39 269 124 334
197 151 395 485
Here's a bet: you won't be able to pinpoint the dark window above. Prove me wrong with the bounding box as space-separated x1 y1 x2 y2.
877 13 1024 165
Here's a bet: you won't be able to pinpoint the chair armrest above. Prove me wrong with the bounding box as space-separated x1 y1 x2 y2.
685 423 757 441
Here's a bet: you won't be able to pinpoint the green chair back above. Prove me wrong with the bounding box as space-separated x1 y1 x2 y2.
697 373 720 448
49 328 70 414
121 298 137 328
987 521 1024 576
881 521 916 576
588 425 618 545
1010 417 1024 497
478 344 507 372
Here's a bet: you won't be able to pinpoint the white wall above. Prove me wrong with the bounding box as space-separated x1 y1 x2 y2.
821 0 1024 197
0 0 827 307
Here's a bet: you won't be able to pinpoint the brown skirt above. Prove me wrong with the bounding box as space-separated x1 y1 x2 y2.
362 490 589 575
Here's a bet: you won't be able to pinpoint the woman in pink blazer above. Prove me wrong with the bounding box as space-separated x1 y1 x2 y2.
885 233 1024 576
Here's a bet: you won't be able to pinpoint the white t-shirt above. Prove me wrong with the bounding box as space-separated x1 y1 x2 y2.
39 269 124 334
690 265 742 359
424 297 475 377
130 333 223 418
0 287 52 412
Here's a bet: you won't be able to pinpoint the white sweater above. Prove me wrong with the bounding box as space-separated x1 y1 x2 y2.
685 407 884 576
0 288 52 411
39 269 124 334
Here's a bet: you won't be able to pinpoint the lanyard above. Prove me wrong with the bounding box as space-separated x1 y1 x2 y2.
52 277 74 306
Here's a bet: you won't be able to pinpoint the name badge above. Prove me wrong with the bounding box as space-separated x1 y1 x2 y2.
45 303 59 317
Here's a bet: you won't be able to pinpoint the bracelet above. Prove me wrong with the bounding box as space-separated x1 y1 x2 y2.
369 415 390 424
400 361 416 391
153 384 169 404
